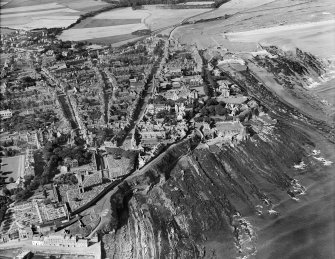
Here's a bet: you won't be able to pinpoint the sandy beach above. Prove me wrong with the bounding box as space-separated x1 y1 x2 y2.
226 20 335 58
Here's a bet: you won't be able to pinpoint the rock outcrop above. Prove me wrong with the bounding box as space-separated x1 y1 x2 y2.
100 49 334 259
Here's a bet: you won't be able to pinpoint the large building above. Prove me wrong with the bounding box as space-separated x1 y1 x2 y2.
32 232 88 247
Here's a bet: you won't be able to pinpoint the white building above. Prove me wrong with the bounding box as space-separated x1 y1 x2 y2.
0 109 12 119
32 232 88 247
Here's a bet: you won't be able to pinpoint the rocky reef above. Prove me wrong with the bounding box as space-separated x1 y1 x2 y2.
100 49 334 259
102 121 317 259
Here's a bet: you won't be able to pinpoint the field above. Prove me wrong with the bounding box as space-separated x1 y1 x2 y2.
0 155 25 184
145 8 210 30
59 23 148 41
173 0 335 51
73 18 142 29
0 0 111 30
59 6 210 43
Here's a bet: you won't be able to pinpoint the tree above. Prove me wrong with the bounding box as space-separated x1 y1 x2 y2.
2 187 10 196
8 177 14 183
43 189 48 198
215 105 228 116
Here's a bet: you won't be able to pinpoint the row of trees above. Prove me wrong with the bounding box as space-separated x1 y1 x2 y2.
107 0 226 8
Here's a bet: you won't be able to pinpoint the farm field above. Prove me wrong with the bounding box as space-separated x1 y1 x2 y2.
145 8 210 30
90 6 209 30
73 18 142 29
59 23 147 41
0 0 111 30
59 6 210 43
0 1 8 7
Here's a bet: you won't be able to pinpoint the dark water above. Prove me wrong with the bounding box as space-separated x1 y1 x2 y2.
255 138 335 259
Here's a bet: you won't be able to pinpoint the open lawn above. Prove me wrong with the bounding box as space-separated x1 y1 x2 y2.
0 155 25 183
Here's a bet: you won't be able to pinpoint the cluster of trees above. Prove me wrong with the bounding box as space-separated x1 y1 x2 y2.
194 99 229 117
1 109 59 133
44 139 92 167
153 40 165 57
81 97 100 106
0 195 10 226
20 76 36 88
149 95 175 107
93 128 114 146
0 146 20 157
0 140 14 147
106 0 227 8
156 109 174 119
132 29 151 36
54 173 78 185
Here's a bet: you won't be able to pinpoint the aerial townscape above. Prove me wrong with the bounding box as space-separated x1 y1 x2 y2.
0 0 334 259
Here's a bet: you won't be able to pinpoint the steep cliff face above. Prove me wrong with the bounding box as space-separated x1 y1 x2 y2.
102 121 316 259
101 49 334 259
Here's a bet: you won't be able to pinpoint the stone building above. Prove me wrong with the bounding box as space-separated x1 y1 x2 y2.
32 232 88 247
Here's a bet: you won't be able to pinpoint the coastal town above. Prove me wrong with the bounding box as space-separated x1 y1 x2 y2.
0 26 278 259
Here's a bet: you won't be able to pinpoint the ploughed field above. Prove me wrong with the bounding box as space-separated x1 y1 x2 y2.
58 7 210 44
0 0 110 30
